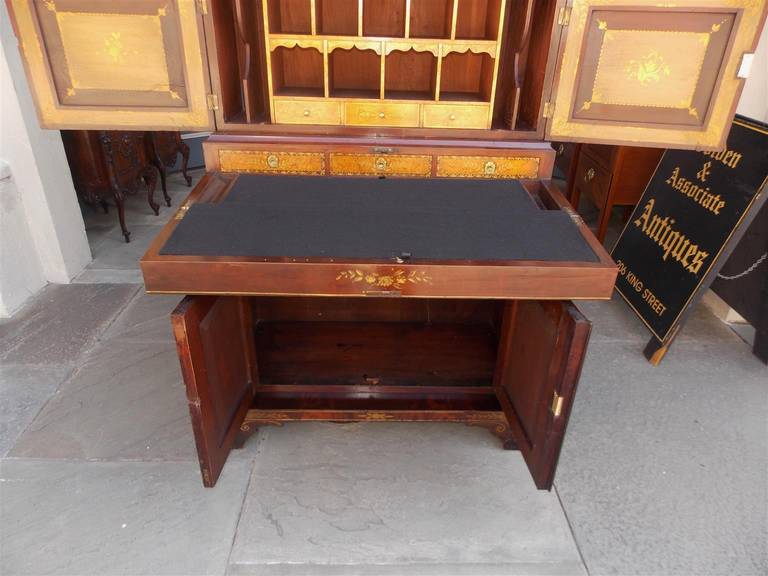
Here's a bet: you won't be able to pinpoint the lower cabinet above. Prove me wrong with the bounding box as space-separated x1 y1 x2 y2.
171 295 590 490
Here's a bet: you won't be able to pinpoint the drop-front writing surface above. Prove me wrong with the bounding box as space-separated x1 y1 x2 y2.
8 0 767 148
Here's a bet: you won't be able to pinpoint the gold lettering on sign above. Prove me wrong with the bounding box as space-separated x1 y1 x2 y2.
666 167 726 215
702 148 743 170
633 199 709 274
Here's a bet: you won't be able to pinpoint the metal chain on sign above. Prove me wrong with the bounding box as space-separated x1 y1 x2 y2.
716 251 768 280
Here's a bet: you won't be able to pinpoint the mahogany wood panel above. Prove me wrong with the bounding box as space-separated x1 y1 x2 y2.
171 296 258 487
494 299 591 489
254 321 498 387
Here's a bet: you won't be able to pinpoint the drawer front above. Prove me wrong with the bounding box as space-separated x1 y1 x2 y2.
218 150 326 175
423 104 490 129
574 153 611 208
274 100 342 125
330 153 432 177
345 102 420 127
436 156 540 179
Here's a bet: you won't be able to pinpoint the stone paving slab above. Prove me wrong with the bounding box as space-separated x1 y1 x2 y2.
229 423 586 576
10 339 195 462
0 283 138 365
556 338 768 576
0 364 72 457
0 458 251 576
102 291 181 343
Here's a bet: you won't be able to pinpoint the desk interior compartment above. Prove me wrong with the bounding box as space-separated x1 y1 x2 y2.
172 293 590 489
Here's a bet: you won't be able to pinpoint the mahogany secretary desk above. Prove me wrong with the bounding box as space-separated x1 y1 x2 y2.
7 0 766 489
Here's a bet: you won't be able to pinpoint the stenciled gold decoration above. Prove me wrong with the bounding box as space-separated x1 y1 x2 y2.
549 0 763 150
625 51 670 85
11 0 210 130
335 269 433 289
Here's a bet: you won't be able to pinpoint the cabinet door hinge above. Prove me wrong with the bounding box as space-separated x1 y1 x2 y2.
542 101 553 119
737 53 754 79
196 0 209 15
557 6 571 26
206 93 219 111
551 391 564 417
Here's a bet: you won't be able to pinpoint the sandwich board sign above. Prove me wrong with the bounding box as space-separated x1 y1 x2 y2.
611 116 768 365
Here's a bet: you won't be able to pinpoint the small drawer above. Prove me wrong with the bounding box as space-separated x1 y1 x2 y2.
436 155 540 179
574 153 611 208
345 102 420 127
218 150 326 175
329 153 432 177
273 100 341 126
423 104 489 129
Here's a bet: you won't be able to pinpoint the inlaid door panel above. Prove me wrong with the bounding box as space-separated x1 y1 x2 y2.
547 0 767 149
8 0 212 130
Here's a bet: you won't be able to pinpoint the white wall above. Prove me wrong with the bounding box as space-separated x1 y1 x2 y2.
0 1 91 317
736 21 768 122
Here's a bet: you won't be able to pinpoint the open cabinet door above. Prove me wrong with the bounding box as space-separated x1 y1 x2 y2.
494 301 591 490
7 0 213 130
546 0 767 150
172 296 257 487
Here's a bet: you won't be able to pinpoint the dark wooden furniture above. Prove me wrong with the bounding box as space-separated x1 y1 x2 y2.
712 202 768 363
141 172 615 489
62 130 159 242
566 144 663 243
9 0 767 489
147 131 193 200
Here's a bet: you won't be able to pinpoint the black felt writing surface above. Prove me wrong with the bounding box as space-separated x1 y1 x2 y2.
160 175 598 263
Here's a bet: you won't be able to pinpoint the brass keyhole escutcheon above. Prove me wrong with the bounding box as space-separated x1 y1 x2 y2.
585 167 595 182
484 160 497 175
557 143 565 156
267 154 279 169
375 157 388 171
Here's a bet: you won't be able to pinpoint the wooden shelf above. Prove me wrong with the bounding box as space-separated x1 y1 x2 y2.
262 0 505 128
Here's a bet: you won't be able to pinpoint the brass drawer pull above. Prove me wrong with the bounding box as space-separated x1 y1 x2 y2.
375 157 388 171
484 160 497 175
267 154 279 169
449 113 456 121
378 112 386 119
584 167 595 182
303 109 310 117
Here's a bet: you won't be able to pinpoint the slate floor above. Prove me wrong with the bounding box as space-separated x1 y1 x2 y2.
1 172 766 576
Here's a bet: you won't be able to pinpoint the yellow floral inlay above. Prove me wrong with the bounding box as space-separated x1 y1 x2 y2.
336 269 433 289
104 32 124 63
625 51 670 85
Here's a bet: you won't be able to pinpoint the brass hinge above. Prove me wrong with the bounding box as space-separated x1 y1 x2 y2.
557 6 571 26
206 93 219 111
551 391 564 417
196 0 209 15
542 101 553 119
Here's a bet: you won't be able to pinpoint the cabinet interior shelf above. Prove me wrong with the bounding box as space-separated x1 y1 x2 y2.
263 0 506 128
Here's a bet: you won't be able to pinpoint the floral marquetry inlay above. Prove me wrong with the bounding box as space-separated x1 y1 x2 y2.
625 51 670 85
336 269 433 289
